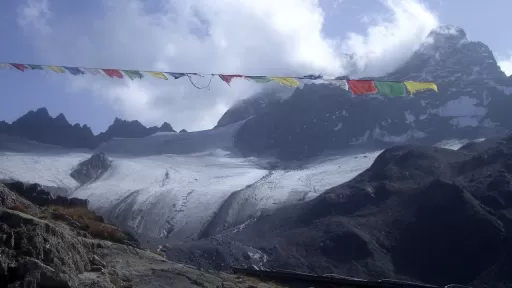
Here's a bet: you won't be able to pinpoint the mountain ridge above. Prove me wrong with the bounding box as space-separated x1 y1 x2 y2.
0 107 176 150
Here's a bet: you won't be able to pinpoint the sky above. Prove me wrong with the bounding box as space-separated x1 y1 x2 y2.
1 0 512 134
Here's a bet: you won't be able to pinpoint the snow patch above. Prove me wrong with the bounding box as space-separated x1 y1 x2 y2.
0 152 87 189
333 122 343 131
482 91 491 106
434 96 487 128
350 130 371 144
481 118 498 128
372 126 426 143
404 111 416 125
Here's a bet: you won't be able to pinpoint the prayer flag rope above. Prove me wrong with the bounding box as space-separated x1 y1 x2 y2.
0 62 438 95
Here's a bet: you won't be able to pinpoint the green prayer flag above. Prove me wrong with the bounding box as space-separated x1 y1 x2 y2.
123 70 144 80
245 76 272 83
27 64 44 70
374 81 406 97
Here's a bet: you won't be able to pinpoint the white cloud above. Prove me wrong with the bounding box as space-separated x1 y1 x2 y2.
17 0 51 34
18 0 438 131
341 0 438 77
498 55 512 76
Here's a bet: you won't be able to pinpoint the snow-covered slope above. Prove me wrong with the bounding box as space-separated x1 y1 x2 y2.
0 151 90 188
0 123 474 244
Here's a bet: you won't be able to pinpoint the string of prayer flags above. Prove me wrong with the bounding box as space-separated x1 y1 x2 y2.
0 61 438 96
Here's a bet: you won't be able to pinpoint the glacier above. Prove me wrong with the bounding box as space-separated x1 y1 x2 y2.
0 123 475 244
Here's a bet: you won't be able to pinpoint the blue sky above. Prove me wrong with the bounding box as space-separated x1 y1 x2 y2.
1 0 512 133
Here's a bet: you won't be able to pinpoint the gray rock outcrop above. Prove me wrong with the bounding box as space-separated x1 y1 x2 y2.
70 153 112 185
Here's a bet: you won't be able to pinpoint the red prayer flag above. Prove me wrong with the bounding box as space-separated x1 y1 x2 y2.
218 74 244 85
103 69 124 79
10 63 27 72
347 80 378 95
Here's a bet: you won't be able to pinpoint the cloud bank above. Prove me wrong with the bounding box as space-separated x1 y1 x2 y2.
18 0 438 131
498 55 512 76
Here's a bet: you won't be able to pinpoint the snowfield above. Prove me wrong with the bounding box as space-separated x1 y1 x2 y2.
0 126 474 243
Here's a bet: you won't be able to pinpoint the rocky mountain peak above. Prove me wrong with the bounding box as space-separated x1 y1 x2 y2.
32 107 50 117
426 25 468 45
159 122 175 132
55 113 70 125
15 107 51 123
110 118 144 128
96 117 177 142
386 25 506 83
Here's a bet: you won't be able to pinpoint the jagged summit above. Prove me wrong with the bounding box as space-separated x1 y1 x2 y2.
426 25 468 44
385 24 506 83
159 122 175 132
33 107 50 116
55 113 70 125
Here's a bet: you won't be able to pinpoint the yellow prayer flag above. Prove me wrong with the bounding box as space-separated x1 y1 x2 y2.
148 71 168 80
270 77 300 88
48 66 65 73
404 81 438 94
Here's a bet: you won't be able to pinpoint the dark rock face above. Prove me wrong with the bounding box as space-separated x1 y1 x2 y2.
0 109 177 150
0 209 90 288
168 134 512 287
0 184 39 216
70 153 111 185
179 129 188 133
2 181 88 208
231 25 512 161
215 89 284 128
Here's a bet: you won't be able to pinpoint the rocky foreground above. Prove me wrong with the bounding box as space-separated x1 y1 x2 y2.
0 182 282 288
